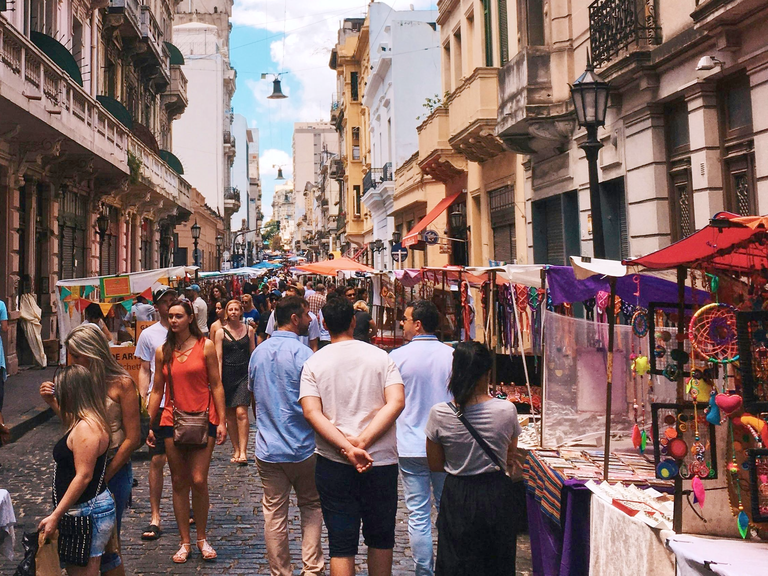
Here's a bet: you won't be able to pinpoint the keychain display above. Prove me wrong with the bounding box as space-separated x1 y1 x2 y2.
736 311 768 413
748 449 768 523
648 302 693 378
652 403 718 481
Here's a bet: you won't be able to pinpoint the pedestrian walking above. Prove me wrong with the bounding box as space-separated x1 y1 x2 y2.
0 297 9 445
300 297 405 576
390 300 453 576
266 285 320 351
249 296 324 576
146 299 227 564
214 299 255 465
306 284 326 316
304 282 316 297
38 365 116 576
40 323 142 575
426 341 523 576
352 300 376 343
208 298 228 343
207 285 228 329
241 293 260 325
186 284 209 336
135 287 177 542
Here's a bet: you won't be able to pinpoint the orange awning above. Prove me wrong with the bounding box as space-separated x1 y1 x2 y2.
296 257 374 276
402 190 463 247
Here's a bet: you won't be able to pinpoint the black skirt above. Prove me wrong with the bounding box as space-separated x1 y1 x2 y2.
435 472 524 576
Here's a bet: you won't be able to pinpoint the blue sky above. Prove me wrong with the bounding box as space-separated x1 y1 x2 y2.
228 0 437 220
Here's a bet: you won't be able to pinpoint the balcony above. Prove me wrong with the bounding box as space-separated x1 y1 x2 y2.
417 107 467 182
446 67 506 162
161 65 187 118
588 0 661 79
106 0 142 41
128 138 191 212
224 187 241 216
223 130 236 159
139 6 170 91
496 48 575 154
330 94 342 123
362 163 394 218
362 164 393 194
691 0 766 31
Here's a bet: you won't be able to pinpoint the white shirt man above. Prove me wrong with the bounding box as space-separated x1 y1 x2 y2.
186 284 208 336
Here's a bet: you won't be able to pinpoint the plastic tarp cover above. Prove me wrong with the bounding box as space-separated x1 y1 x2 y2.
19 294 47 367
542 311 676 449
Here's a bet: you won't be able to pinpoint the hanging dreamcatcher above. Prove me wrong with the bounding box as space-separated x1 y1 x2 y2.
689 303 740 365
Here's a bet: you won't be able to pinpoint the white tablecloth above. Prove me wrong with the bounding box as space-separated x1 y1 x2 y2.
0 489 16 560
666 534 768 576
589 495 675 576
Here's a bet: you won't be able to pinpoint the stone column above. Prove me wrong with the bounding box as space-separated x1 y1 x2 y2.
747 59 768 213
23 178 39 294
685 83 723 227
0 167 19 374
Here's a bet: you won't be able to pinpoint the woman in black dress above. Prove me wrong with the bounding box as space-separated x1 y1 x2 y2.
214 299 255 465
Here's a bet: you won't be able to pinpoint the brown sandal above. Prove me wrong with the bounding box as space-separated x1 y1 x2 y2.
197 539 217 561
172 543 192 563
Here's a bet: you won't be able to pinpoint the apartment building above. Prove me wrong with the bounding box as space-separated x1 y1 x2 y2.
0 0 192 373
497 0 768 263
271 181 296 249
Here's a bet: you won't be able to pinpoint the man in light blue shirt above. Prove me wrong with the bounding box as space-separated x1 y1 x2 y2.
248 296 324 576
390 300 454 576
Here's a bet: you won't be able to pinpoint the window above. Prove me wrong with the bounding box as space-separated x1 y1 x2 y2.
498 0 509 64
719 74 756 216
350 71 359 101
99 205 119 276
452 30 462 84
489 186 516 263
140 218 153 270
599 178 629 261
520 0 545 47
443 42 452 93
58 189 87 280
72 17 83 67
665 101 694 241
353 185 362 217
482 0 493 67
532 192 579 265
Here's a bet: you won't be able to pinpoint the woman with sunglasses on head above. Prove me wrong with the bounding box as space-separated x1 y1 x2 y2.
38 364 116 576
214 299 255 465
146 299 227 564
425 341 523 576
40 324 141 576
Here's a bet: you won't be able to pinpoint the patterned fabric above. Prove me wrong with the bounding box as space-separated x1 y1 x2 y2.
523 451 567 526
306 292 326 316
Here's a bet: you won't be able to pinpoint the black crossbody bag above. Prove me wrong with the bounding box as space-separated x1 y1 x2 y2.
447 401 528 532
52 452 108 566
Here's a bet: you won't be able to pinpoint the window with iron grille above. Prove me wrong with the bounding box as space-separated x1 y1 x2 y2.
665 101 695 242
719 74 756 217
99 205 119 276
490 186 516 263
140 218 153 270
59 189 88 280
498 0 509 64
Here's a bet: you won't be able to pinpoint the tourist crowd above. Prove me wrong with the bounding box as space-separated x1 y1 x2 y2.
36 273 523 576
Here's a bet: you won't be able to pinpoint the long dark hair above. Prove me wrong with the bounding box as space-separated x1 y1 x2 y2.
448 341 493 410
162 299 204 373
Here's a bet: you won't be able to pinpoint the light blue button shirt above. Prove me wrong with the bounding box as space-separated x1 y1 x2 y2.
248 331 316 463
390 335 454 457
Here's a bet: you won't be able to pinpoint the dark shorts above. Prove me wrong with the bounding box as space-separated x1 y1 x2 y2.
148 426 166 456
156 423 217 441
314 455 398 557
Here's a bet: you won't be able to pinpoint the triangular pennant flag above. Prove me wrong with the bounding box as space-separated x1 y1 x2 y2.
76 298 91 313
121 299 134 312
62 301 69 313
83 285 95 298
71 286 81 299
60 286 72 300
68 304 74 318
140 287 153 301
157 276 169 286
99 303 114 317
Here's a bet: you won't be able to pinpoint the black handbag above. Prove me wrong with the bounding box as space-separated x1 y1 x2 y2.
447 402 528 533
52 451 107 566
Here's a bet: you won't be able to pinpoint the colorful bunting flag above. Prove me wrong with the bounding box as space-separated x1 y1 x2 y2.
99 303 114 317
83 285 95 298
120 299 134 312
140 287 153 302
60 286 72 300
76 298 91 313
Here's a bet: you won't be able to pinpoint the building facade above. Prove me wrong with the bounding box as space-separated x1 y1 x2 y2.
175 188 224 271
271 181 295 249
246 133 263 262
497 0 768 264
0 0 192 373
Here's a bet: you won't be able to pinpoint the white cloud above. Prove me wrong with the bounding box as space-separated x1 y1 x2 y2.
260 148 293 179
233 1 437 128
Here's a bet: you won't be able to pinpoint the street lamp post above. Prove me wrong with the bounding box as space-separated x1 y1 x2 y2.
191 220 201 281
216 235 223 271
570 53 610 259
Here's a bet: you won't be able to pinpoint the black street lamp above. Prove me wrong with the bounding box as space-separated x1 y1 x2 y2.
216 234 223 271
191 220 201 281
391 230 402 244
570 53 610 259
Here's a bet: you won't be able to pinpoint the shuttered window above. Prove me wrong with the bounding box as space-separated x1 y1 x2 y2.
490 185 516 263
59 190 87 280
482 0 493 67
498 0 509 64
532 192 579 265
99 205 119 276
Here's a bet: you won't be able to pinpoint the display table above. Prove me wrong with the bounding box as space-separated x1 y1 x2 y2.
589 496 674 576
666 534 768 576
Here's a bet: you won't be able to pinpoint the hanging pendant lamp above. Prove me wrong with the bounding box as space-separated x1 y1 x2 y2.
268 78 287 100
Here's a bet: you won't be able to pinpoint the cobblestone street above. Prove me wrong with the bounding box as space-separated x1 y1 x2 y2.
0 419 532 575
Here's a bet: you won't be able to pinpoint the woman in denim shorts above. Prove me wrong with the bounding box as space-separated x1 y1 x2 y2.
42 324 142 575
39 365 116 575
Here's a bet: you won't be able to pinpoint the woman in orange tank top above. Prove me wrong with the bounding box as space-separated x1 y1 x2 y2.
146 299 227 564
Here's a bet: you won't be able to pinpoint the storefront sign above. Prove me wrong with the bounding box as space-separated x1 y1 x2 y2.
101 276 132 299
112 346 142 383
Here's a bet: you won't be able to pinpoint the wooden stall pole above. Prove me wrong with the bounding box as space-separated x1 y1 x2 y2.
603 277 617 482
674 266 687 533
489 270 497 389
540 267 547 447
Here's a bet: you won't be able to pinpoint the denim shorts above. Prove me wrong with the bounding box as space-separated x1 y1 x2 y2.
64 489 116 559
314 455 399 557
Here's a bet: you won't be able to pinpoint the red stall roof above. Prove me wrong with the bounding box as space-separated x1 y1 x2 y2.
624 212 768 273
403 190 463 247
296 257 374 275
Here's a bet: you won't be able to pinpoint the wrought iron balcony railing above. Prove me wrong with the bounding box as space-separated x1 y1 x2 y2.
224 187 240 203
589 0 660 68
362 164 394 194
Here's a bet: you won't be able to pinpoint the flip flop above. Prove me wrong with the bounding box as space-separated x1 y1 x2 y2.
237 458 248 467
141 524 162 540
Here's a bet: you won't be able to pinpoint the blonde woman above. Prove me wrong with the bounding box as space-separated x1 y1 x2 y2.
38 365 115 576
214 299 255 465
352 299 377 343
40 324 141 576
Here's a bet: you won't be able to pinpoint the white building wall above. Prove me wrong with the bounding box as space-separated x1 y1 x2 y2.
293 123 339 221
172 23 225 214
231 114 250 228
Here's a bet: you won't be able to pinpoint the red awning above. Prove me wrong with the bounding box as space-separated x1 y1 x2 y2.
624 212 768 273
296 257 374 276
402 190 463 247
